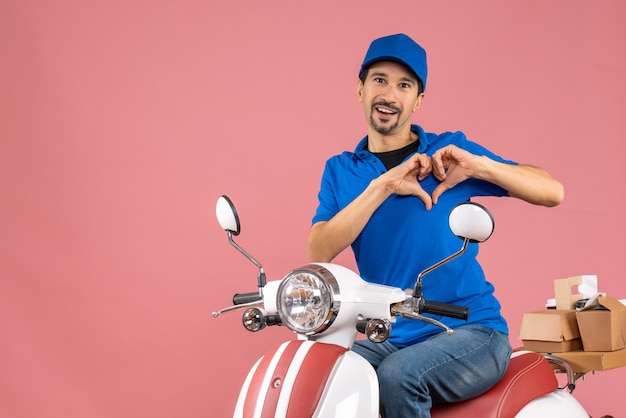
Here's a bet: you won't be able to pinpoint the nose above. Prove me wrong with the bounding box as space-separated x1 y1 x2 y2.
379 84 399 104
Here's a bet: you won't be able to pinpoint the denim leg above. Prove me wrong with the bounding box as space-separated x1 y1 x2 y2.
352 325 512 418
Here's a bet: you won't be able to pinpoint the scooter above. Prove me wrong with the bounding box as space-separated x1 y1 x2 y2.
212 195 590 417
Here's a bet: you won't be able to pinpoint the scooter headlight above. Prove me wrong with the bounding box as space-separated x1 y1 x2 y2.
276 264 340 335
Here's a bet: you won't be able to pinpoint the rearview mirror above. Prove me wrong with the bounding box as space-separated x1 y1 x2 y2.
413 202 494 298
216 195 240 235
448 202 494 243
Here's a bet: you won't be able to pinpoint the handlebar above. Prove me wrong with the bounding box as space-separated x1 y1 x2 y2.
233 292 262 305
420 300 469 320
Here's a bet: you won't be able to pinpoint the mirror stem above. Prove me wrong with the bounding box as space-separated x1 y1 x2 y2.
227 231 267 292
412 238 469 298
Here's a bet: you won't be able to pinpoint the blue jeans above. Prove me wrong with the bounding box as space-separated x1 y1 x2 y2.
351 324 512 418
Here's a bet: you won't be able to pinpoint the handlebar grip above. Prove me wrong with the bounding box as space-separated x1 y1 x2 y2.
233 292 262 305
421 300 469 320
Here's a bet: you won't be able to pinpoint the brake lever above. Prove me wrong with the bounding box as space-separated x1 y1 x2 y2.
391 298 454 335
212 300 264 317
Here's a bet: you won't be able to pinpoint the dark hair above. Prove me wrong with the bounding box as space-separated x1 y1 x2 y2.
359 66 424 96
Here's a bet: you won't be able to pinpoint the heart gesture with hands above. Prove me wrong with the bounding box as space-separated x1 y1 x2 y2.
430 145 478 205
381 152 434 210
382 145 481 210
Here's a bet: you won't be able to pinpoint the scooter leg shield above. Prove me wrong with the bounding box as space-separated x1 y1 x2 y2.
234 340 377 418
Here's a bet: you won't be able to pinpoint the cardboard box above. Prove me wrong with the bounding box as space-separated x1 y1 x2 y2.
576 295 626 351
519 310 582 353
551 348 626 373
554 275 597 310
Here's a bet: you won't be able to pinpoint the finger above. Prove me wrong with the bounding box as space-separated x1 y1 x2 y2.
407 182 433 210
431 182 451 205
416 155 432 180
430 152 447 180
432 161 446 181
416 153 431 167
400 157 421 176
417 166 432 181
416 190 433 211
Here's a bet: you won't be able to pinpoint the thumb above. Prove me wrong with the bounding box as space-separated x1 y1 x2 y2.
431 183 450 205
414 189 433 211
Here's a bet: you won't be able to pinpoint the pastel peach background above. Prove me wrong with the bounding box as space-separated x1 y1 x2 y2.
1 1 625 417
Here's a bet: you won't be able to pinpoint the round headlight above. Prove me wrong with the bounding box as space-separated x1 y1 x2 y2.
276 265 340 335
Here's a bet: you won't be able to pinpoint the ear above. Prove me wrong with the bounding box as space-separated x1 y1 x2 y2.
412 93 425 113
357 80 364 103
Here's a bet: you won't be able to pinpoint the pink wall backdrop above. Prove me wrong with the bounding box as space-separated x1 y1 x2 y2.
2 1 625 416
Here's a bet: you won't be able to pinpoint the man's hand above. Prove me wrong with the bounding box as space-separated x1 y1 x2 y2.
430 144 565 207
380 153 433 210
431 145 477 204
307 152 433 262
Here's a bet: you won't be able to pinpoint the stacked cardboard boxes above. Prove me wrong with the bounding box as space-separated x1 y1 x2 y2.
518 277 626 373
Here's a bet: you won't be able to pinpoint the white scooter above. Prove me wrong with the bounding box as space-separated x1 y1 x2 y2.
212 195 590 417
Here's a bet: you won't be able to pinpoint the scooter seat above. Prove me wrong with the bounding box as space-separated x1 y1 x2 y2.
431 350 558 418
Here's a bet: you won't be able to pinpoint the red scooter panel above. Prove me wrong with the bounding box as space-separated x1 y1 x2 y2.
242 340 348 418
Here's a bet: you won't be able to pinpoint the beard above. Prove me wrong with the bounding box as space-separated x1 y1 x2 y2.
369 115 399 135
369 101 402 135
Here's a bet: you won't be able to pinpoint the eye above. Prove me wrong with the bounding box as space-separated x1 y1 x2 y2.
373 77 386 84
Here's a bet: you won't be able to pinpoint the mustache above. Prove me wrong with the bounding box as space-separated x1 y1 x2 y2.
372 100 401 113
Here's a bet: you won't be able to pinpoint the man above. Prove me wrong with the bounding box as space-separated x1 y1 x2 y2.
306 33 564 417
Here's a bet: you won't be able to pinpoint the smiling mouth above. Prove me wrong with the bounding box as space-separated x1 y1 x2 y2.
374 105 399 122
373 101 400 117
